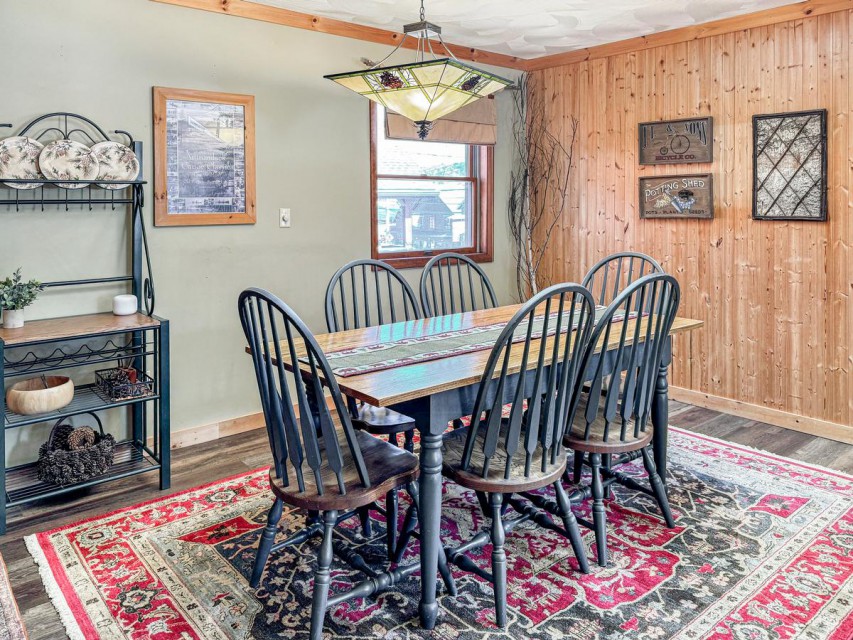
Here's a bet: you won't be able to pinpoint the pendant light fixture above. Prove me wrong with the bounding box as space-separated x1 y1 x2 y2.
324 0 513 140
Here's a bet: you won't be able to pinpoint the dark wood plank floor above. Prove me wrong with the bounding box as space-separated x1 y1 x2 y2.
2 401 852 639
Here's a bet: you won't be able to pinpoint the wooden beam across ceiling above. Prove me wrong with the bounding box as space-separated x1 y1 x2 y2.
150 0 529 71
525 0 853 71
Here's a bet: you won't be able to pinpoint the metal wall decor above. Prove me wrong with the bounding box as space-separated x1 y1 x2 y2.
153 87 256 226
753 109 827 221
639 174 714 219
638 117 713 165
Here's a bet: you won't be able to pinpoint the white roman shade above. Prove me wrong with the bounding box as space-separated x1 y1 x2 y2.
385 97 497 145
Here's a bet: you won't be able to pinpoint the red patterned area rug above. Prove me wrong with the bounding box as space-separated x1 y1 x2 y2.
26 428 853 640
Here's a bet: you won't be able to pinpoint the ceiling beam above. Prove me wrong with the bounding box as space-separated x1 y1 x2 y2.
150 0 530 71
526 0 853 71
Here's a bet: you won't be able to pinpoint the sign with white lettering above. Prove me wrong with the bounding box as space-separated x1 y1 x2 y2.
639 174 714 219
638 117 713 165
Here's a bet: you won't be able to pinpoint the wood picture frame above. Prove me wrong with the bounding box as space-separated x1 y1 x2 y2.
752 109 827 221
153 87 256 226
639 173 714 219
638 117 713 165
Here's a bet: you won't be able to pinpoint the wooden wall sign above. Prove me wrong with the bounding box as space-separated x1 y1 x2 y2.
639 174 714 219
638 117 713 165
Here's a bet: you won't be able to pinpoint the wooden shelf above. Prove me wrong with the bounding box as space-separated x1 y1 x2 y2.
0 313 159 347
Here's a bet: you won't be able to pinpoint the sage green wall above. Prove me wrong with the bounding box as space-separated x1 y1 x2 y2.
0 0 517 463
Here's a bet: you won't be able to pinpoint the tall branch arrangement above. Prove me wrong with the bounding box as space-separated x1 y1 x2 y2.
508 73 579 300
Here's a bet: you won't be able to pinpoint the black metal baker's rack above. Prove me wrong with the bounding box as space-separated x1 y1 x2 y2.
0 113 170 534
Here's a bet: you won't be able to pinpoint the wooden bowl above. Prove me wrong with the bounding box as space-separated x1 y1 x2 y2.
5 376 74 416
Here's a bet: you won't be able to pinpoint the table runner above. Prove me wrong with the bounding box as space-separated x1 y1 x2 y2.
322 306 631 378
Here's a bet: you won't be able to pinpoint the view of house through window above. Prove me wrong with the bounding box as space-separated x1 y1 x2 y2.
371 105 491 267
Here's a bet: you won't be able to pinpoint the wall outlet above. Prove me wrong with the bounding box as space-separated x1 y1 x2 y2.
279 208 291 228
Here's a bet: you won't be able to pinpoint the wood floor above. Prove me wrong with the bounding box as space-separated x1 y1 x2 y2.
2 401 852 639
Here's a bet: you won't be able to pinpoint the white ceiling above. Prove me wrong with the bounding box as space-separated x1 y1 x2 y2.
256 0 800 59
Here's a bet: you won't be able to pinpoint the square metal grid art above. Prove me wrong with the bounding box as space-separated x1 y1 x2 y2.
752 109 827 221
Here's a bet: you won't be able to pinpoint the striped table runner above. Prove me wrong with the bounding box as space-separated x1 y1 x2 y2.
322 306 632 378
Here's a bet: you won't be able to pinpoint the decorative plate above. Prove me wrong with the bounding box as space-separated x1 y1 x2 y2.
38 140 99 189
0 136 45 189
91 141 139 190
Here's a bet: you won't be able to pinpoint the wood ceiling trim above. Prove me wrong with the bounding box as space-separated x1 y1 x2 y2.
526 0 853 71
149 0 530 71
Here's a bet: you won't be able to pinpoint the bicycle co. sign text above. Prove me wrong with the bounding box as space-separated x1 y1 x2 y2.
638 117 713 165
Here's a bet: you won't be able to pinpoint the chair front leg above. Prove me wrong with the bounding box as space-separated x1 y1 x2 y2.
310 510 338 640
590 453 608 567
356 506 372 537
489 492 508 628
553 480 589 574
641 447 675 527
250 497 283 588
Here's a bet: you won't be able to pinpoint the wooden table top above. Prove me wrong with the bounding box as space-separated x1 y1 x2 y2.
307 304 703 407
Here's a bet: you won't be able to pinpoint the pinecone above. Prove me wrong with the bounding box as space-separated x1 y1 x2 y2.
461 75 482 92
379 71 404 89
67 427 96 451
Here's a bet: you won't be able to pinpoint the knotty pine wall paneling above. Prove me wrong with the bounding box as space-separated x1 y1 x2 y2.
532 10 853 440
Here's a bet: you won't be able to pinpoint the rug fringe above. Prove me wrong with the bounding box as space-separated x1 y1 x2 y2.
24 535 85 640
671 426 853 480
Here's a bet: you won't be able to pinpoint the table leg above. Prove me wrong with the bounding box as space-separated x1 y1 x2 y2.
418 429 443 629
651 338 672 484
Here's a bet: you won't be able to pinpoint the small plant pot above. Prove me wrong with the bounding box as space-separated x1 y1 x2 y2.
2 309 24 329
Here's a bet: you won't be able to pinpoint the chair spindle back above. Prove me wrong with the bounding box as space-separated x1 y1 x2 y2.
461 283 595 479
570 274 680 444
420 252 498 317
582 252 663 308
325 259 420 332
239 288 370 496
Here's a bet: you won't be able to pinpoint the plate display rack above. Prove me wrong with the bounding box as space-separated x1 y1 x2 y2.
0 112 170 534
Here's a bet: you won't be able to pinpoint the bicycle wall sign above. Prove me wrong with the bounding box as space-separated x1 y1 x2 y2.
638 117 713 165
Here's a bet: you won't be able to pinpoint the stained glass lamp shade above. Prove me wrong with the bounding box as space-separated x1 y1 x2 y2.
324 3 512 139
326 59 511 139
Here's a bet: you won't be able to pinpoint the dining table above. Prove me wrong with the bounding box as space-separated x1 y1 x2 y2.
305 303 703 630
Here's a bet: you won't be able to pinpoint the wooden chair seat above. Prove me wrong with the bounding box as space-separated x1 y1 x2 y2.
442 422 567 493
353 404 415 436
564 394 653 455
270 429 418 511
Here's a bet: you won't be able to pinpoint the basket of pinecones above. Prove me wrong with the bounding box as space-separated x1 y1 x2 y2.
95 366 154 403
37 412 115 487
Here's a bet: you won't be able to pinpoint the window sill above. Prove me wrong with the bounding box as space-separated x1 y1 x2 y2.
375 249 494 270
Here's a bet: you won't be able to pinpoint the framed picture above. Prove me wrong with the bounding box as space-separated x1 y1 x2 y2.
153 87 256 226
753 109 827 221
638 117 713 165
639 174 714 219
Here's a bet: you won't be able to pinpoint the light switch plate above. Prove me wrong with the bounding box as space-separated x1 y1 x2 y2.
279 208 291 228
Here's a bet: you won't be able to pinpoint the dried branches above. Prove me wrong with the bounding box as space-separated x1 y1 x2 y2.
507 73 578 300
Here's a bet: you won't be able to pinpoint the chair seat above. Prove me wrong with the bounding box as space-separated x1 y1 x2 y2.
270 429 418 511
353 404 416 436
442 421 566 493
563 394 653 455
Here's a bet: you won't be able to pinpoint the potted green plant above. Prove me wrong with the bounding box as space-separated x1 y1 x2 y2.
0 269 45 329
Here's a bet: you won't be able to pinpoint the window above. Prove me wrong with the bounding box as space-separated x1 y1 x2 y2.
370 104 493 269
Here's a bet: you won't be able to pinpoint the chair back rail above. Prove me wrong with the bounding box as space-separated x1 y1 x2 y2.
325 259 421 332
582 252 663 308
460 283 595 480
239 287 370 496
571 274 680 444
420 252 498 317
